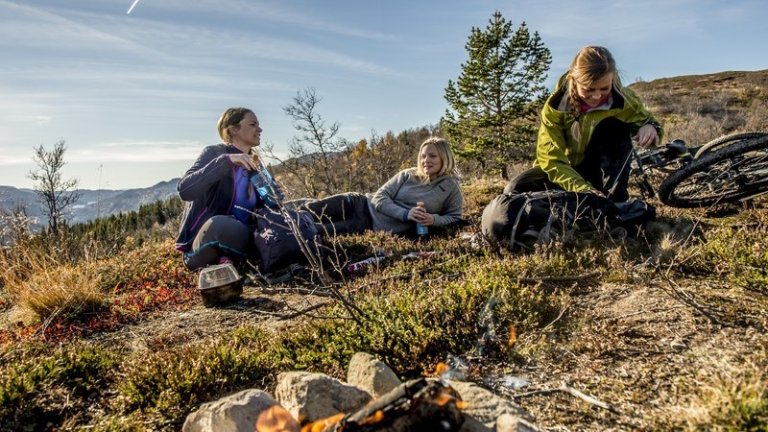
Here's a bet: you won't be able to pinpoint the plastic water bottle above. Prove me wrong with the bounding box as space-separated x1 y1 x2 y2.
250 166 284 208
415 201 428 237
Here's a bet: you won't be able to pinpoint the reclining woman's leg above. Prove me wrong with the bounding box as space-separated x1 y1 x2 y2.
300 192 372 235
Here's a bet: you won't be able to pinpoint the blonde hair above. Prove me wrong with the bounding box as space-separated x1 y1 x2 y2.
216 107 254 143
415 137 458 181
565 46 623 116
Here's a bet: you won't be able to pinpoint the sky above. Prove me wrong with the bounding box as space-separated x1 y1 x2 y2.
1 0 767 190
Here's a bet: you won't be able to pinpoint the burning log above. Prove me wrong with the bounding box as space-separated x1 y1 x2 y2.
303 378 465 432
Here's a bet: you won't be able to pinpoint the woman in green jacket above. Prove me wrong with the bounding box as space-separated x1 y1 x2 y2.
504 45 662 202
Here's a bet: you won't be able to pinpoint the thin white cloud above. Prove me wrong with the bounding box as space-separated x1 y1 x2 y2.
70 140 205 163
0 0 164 58
150 0 397 41
0 1 400 79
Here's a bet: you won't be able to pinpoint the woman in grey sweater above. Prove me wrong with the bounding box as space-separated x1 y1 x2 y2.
300 137 464 237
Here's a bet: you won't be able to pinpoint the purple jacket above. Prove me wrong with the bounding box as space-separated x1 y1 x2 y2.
175 143 245 252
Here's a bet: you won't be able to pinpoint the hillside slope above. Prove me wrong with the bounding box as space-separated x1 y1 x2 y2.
1 70 767 431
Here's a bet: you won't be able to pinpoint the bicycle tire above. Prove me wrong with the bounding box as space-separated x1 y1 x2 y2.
659 135 768 207
693 131 768 159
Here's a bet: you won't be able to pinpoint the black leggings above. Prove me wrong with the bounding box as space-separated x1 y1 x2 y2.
298 192 373 236
504 117 633 202
182 215 254 271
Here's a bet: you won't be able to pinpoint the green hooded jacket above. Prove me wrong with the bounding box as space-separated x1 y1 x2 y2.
534 75 663 192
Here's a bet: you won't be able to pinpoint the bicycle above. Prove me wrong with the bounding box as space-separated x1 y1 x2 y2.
631 131 768 208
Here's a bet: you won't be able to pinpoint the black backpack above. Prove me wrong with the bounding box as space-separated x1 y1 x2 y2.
481 190 654 250
253 208 324 274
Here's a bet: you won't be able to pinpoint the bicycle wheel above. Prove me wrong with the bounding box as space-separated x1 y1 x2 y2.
693 131 768 159
659 135 768 207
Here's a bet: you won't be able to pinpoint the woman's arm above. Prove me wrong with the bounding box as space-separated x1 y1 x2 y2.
177 146 233 201
370 170 413 222
431 179 464 226
622 86 663 146
537 119 594 192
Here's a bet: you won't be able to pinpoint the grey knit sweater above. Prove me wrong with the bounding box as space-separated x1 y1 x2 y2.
367 168 464 234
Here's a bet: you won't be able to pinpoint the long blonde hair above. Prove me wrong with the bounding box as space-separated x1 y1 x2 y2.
565 46 623 117
415 137 458 181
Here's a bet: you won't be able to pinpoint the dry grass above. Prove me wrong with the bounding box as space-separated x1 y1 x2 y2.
671 352 768 431
1 247 105 325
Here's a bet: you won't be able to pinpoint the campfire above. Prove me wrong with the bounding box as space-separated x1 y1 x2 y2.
256 378 465 432
183 352 537 432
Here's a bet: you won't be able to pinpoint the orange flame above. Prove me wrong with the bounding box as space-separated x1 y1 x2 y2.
358 409 385 426
433 362 450 377
255 405 300 432
508 325 517 349
433 390 453 406
300 412 345 432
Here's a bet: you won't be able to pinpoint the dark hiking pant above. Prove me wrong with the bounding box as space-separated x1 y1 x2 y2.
298 192 373 236
183 215 254 271
504 117 634 202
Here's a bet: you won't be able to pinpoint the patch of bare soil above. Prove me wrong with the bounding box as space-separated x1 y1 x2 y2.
89 284 330 352
510 276 768 431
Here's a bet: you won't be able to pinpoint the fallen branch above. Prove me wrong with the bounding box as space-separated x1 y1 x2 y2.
279 301 334 320
513 381 617 412
255 285 336 298
541 301 570 331
517 271 601 285
597 305 686 322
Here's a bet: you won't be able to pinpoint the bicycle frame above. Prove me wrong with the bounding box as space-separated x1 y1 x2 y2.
630 140 695 199
631 133 768 207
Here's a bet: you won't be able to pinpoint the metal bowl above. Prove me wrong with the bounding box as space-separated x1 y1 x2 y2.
198 263 243 307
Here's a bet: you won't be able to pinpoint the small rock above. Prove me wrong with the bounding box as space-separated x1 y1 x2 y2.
347 352 402 398
670 339 688 351
448 381 529 429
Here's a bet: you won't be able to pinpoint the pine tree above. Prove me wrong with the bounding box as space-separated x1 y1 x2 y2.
442 11 551 179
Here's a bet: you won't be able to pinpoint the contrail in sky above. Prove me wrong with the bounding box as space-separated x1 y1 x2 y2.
126 0 141 15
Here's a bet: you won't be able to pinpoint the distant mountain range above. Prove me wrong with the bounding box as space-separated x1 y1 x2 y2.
0 179 180 229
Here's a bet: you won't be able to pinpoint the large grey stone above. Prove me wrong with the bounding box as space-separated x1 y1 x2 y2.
275 371 372 423
183 389 293 432
346 352 402 398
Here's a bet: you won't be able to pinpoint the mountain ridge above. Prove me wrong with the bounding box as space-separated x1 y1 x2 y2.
0 178 180 228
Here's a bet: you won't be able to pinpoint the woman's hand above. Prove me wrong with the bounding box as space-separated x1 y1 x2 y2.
408 206 435 226
632 124 659 148
228 153 260 171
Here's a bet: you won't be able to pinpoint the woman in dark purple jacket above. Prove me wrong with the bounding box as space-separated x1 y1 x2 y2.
175 107 275 271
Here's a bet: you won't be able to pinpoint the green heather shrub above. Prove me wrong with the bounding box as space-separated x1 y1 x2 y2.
117 327 278 421
693 225 768 294
0 342 119 428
